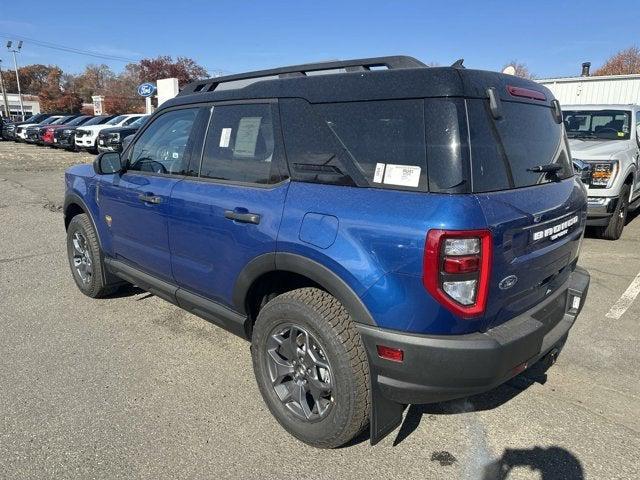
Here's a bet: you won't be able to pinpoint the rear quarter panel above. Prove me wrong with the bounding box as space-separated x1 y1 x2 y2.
278 182 489 334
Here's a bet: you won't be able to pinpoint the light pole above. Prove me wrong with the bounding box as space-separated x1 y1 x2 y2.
0 59 10 118
6 41 25 120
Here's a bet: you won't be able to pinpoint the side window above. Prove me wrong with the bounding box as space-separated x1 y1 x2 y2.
636 112 640 148
314 100 427 191
123 116 140 126
128 109 198 175
200 103 283 184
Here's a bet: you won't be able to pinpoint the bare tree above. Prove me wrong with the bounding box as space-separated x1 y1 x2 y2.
501 60 535 79
594 46 640 75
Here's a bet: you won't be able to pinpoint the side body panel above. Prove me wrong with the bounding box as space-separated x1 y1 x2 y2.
169 180 288 307
277 182 488 335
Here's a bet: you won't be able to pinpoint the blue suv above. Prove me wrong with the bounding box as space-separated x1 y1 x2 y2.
64 56 590 448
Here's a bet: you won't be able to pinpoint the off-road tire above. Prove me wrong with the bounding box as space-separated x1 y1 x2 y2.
597 184 630 240
251 287 370 448
66 213 119 298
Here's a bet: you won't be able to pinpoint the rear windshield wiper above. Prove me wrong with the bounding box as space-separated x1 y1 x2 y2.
527 164 563 173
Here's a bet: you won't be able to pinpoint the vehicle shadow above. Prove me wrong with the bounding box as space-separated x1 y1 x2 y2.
481 446 584 479
103 284 147 299
392 362 550 447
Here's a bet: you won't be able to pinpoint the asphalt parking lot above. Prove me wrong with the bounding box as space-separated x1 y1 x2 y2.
1 141 639 479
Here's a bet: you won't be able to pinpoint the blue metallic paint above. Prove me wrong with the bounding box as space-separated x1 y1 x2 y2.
64 165 587 337
168 178 288 307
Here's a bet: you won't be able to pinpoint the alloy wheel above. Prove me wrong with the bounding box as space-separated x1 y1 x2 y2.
265 324 334 422
71 231 93 284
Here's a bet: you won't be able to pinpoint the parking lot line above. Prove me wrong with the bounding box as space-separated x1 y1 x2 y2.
605 271 640 319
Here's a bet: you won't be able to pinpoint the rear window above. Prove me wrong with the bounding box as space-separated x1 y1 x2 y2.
314 100 427 191
468 100 572 192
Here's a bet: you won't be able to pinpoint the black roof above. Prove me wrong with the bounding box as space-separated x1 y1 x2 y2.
163 55 554 109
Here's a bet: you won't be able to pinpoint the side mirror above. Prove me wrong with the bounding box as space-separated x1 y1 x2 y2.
93 151 123 175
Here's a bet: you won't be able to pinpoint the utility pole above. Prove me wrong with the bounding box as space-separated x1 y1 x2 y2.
6 41 25 120
0 59 10 118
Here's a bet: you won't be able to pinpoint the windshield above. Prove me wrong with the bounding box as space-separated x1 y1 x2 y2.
41 117 61 125
66 116 89 126
82 116 105 126
106 115 126 125
51 116 72 125
129 116 148 127
564 109 631 140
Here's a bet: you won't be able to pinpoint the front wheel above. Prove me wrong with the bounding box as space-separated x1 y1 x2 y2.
251 288 370 448
66 213 119 297
597 184 630 240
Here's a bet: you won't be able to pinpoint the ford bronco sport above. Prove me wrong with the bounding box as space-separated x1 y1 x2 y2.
64 56 590 448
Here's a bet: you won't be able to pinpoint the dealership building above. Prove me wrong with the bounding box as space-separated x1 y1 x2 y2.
537 63 640 105
0 92 41 119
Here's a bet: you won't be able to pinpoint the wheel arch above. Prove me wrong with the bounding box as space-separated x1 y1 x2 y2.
63 193 103 250
233 253 376 328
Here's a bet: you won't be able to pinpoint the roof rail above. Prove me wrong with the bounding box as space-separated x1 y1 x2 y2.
179 55 427 96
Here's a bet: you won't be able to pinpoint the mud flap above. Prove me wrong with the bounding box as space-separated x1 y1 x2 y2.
369 363 406 445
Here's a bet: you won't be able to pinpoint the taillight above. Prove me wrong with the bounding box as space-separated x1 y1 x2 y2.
423 229 492 318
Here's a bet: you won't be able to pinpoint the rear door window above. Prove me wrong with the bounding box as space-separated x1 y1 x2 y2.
468 100 572 192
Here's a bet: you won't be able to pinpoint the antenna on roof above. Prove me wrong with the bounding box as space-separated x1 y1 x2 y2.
451 59 465 69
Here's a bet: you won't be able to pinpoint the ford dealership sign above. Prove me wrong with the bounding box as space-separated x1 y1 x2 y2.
137 83 157 97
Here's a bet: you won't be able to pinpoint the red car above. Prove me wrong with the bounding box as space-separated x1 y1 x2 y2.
40 115 94 146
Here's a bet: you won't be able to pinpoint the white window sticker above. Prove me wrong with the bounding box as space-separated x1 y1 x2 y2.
383 164 421 187
373 163 385 183
219 128 232 148
234 117 262 157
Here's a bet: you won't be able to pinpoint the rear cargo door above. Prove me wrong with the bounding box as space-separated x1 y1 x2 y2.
466 99 587 330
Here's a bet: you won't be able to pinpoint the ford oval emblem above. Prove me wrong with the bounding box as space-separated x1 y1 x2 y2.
137 83 157 97
499 275 518 290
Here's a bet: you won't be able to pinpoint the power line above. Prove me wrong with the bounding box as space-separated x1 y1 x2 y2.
0 33 139 63
0 32 231 78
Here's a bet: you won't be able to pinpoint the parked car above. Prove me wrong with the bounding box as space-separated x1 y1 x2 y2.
75 114 144 153
64 56 590 448
31 115 83 145
0 116 5 140
14 113 61 141
564 105 640 239
54 115 116 151
40 115 94 146
97 115 149 153
24 115 71 144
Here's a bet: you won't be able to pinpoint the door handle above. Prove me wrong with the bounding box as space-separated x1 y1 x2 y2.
224 209 261 224
138 193 162 204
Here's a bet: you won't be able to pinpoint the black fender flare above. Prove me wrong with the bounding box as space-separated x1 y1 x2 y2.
232 252 403 444
64 193 99 241
232 252 376 326
63 192 121 286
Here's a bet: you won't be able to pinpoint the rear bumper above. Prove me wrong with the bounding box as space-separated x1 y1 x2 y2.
586 196 617 226
358 266 590 405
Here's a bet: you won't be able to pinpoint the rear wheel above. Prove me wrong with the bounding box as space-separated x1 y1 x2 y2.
66 213 119 297
251 288 370 448
597 184 630 240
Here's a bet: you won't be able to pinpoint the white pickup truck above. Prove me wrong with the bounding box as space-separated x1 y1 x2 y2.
564 104 640 239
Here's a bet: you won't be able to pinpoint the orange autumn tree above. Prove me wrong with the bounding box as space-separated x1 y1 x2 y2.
594 46 640 75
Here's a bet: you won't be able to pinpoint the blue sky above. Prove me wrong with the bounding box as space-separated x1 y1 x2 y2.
0 0 638 79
